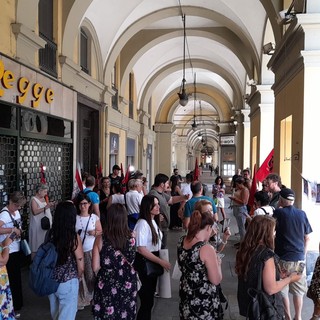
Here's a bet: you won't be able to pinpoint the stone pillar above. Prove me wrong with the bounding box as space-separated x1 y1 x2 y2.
153 123 175 176
174 136 188 176
241 109 251 170
258 85 275 165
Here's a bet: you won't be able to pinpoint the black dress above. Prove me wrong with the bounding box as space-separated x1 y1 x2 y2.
92 237 137 319
237 246 284 319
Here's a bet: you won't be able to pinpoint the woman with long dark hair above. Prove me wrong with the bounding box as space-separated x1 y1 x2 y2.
235 215 301 319
92 203 137 319
75 194 102 310
178 209 222 319
134 195 171 320
212 175 226 222
169 175 183 230
48 201 84 320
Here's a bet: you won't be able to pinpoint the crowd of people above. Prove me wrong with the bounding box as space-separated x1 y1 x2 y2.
0 165 318 320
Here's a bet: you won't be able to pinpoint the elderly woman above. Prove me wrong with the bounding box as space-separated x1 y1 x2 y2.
29 183 55 258
0 191 27 316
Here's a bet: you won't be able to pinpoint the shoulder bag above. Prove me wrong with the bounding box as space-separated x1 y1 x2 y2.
246 259 279 320
307 256 320 306
41 208 51 230
4 209 31 256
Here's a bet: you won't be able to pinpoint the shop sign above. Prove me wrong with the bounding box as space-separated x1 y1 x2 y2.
0 58 54 108
220 135 235 145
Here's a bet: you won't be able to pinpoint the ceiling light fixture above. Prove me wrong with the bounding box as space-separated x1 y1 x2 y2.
178 14 188 106
191 73 197 130
263 42 275 55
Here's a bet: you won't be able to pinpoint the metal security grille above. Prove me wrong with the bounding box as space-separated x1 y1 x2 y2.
19 138 72 205
0 136 18 205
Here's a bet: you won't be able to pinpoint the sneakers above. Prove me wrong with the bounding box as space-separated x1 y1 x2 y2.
15 313 21 319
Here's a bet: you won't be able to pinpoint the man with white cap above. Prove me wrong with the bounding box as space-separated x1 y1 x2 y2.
273 188 313 320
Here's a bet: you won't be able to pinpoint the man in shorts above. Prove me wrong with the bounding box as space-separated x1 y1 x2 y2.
273 188 313 320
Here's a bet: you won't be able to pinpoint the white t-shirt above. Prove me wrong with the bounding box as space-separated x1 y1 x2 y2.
75 214 100 252
254 206 274 216
125 190 143 215
134 219 162 252
0 207 21 253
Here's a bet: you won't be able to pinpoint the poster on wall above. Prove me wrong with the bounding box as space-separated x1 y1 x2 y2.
317 184 320 204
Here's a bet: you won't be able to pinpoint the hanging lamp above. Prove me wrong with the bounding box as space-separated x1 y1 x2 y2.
178 14 188 106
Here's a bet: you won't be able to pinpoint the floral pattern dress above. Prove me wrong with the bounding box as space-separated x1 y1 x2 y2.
92 236 137 319
0 255 15 320
177 236 221 320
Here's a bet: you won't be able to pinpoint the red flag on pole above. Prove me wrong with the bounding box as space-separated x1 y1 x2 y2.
40 163 46 184
72 163 83 200
40 163 49 203
256 149 274 182
193 158 200 181
248 164 257 212
121 165 131 193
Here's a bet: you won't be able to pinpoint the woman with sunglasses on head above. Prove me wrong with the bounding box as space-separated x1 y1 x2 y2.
92 203 138 320
178 208 223 319
75 194 102 310
133 195 171 320
0 191 26 317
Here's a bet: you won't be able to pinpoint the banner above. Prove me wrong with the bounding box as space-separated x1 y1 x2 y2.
248 164 257 211
193 158 200 181
256 149 274 182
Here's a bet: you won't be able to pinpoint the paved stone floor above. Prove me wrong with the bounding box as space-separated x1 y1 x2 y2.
19 170 314 319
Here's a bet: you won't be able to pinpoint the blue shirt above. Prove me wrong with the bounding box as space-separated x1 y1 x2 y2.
184 195 217 218
83 188 100 205
273 205 312 261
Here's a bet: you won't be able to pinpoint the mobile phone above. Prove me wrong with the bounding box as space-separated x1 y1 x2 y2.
222 218 230 232
296 262 305 274
9 232 17 241
217 253 225 259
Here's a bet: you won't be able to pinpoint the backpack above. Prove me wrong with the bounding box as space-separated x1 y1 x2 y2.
29 241 59 296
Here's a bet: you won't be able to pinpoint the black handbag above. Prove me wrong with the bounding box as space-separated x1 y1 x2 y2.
41 216 50 230
247 262 279 320
145 252 164 277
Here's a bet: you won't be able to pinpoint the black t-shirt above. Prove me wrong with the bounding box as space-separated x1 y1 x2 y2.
108 174 122 194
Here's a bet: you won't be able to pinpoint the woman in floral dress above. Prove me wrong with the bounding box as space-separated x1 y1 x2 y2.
0 233 16 320
92 203 137 319
178 209 223 319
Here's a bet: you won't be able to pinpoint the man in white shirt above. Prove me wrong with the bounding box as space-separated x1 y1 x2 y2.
125 179 143 229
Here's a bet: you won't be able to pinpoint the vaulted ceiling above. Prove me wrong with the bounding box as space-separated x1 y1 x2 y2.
61 0 300 152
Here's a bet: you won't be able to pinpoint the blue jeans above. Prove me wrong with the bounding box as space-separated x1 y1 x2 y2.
233 205 247 241
48 278 79 320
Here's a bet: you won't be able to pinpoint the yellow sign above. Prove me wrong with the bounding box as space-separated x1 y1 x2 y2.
0 59 54 107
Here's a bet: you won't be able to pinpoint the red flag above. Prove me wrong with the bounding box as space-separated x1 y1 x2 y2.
40 163 46 184
72 163 83 200
193 158 200 181
121 165 131 193
40 163 49 203
256 149 274 182
95 162 102 186
248 164 257 212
